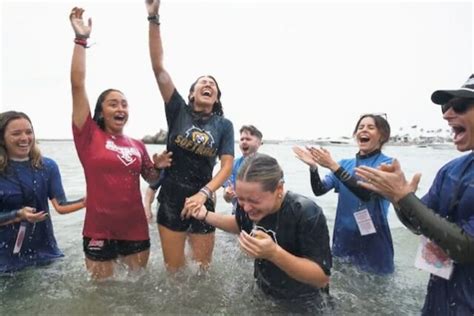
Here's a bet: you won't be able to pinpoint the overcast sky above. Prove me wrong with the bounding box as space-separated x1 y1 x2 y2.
1 0 472 140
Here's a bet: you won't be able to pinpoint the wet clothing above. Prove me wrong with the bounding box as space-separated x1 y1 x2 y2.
235 191 332 303
73 115 156 241
310 150 394 275
83 237 150 261
157 89 234 233
397 152 474 315
227 156 245 188
0 159 66 273
223 156 245 213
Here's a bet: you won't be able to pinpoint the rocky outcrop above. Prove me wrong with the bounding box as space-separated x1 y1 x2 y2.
142 129 168 144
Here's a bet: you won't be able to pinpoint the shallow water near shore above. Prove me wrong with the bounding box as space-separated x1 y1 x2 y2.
0 141 463 315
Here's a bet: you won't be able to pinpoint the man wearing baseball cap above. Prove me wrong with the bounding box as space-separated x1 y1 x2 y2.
355 74 474 315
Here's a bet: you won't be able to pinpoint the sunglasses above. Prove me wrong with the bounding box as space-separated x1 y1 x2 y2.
441 101 474 114
360 112 388 120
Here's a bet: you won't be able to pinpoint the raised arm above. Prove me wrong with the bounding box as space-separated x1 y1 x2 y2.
69 7 92 129
146 0 175 103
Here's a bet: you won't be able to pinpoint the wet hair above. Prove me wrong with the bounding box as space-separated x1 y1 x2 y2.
352 114 391 148
92 88 124 131
240 125 263 140
0 111 42 173
188 75 224 116
237 153 284 192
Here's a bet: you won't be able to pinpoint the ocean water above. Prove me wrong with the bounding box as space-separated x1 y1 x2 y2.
0 141 463 315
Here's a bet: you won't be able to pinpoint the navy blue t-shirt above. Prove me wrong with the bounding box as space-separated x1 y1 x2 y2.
161 89 234 188
0 158 66 273
235 191 332 300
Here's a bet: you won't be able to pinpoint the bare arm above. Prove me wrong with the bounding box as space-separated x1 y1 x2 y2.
51 197 85 215
146 0 175 103
69 7 92 129
144 187 157 223
182 204 240 234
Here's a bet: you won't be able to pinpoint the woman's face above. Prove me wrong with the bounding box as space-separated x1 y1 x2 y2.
101 91 129 135
235 180 282 222
190 76 219 110
4 118 34 160
354 116 382 155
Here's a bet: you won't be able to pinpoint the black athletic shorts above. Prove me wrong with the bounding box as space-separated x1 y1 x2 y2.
157 179 216 234
83 237 150 262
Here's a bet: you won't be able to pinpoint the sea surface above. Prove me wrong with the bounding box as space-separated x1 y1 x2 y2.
0 141 463 315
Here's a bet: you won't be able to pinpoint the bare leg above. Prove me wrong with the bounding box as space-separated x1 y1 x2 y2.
85 258 114 280
158 224 187 272
188 232 215 270
120 249 150 271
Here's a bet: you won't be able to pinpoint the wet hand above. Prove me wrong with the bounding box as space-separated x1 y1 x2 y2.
223 184 236 201
153 150 172 169
181 203 207 220
238 230 277 260
19 207 48 223
145 0 161 15
308 147 339 171
356 159 421 202
183 193 207 215
292 146 317 169
69 7 92 39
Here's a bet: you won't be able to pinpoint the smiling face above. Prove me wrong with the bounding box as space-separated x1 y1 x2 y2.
443 102 474 152
189 76 220 112
101 90 129 135
354 116 383 155
235 180 283 222
239 130 262 157
4 118 34 160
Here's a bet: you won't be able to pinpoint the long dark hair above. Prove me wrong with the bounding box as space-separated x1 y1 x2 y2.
0 111 42 173
92 88 123 130
188 75 224 116
353 114 391 148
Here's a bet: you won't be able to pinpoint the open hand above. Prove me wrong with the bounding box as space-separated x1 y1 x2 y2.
69 7 92 39
153 150 172 169
18 207 48 223
292 146 317 169
356 159 421 202
145 0 161 16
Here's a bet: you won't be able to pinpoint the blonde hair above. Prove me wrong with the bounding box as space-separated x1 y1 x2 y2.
0 111 43 174
237 153 283 192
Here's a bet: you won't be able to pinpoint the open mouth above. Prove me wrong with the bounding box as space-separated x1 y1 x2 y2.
359 135 371 143
452 125 466 143
114 114 126 122
202 88 212 97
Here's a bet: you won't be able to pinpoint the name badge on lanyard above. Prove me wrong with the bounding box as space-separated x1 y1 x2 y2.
13 222 27 254
354 208 377 236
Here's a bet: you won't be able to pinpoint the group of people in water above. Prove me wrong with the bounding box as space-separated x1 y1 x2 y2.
1 0 473 314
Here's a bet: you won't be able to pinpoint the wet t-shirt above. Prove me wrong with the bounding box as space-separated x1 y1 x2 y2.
235 191 332 300
420 152 474 315
73 115 155 240
158 89 234 203
0 158 66 273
